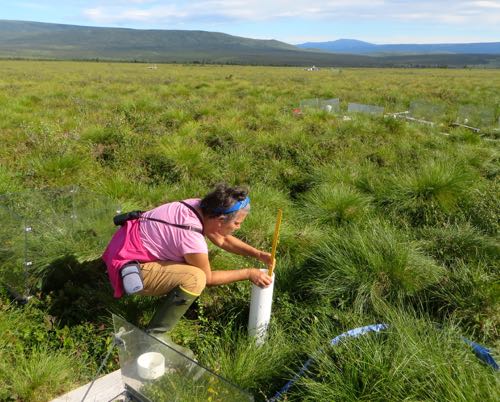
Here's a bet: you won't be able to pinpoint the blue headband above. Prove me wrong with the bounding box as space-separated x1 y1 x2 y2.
214 196 250 214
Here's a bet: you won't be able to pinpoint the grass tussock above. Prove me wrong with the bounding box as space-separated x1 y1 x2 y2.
199 327 296 395
301 183 372 226
0 300 89 401
0 348 78 402
379 159 476 226
420 224 499 268
294 313 499 402
300 223 445 312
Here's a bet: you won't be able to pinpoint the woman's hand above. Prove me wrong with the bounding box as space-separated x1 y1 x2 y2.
258 251 274 268
248 268 273 288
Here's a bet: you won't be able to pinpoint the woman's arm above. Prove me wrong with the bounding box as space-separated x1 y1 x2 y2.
207 233 273 266
184 253 272 287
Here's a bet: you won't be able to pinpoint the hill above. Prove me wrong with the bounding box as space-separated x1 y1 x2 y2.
0 20 499 67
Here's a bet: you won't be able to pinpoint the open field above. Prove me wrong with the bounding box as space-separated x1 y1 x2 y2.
0 61 499 401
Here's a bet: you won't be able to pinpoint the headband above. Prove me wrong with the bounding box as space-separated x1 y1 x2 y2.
213 196 250 214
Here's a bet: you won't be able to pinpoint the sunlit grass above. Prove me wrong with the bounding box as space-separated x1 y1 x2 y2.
299 222 446 313
0 61 498 401
294 312 499 402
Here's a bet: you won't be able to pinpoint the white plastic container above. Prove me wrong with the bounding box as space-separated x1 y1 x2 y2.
248 269 275 345
137 352 165 380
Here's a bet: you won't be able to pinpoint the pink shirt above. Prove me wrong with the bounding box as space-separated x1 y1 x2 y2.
102 198 207 298
140 198 207 261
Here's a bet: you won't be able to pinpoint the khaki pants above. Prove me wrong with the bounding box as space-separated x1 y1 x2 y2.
138 261 206 296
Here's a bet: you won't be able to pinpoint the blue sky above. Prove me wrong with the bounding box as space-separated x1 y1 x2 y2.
2 1 499 44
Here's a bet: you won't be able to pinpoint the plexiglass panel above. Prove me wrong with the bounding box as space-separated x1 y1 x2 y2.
409 100 446 121
318 98 340 113
0 187 120 295
300 98 340 113
299 98 320 109
456 105 495 128
0 205 26 295
113 314 253 402
347 102 385 116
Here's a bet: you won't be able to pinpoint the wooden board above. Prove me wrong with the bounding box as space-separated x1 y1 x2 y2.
51 369 126 402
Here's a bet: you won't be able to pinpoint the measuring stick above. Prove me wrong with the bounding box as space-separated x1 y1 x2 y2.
268 209 283 277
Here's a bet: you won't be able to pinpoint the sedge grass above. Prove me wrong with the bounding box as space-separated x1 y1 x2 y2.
292 312 499 402
198 325 297 397
300 222 445 313
423 260 499 344
419 224 499 269
301 183 372 226
378 159 476 227
0 347 79 402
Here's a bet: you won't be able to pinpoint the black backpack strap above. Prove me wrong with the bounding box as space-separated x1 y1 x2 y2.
139 215 203 234
116 202 204 235
179 201 205 234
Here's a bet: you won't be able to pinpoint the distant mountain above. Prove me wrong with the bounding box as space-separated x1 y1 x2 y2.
0 20 499 68
297 39 500 55
299 39 378 53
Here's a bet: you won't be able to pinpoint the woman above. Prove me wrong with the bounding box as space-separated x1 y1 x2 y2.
102 184 273 342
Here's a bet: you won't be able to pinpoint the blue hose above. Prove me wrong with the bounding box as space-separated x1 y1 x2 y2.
269 323 498 401
269 324 388 402
461 337 499 370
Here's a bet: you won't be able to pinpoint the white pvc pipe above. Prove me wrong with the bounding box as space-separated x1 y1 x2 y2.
248 269 275 345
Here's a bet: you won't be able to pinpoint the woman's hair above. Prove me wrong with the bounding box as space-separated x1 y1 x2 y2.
200 183 250 221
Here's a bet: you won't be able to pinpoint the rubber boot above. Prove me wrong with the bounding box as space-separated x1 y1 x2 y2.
146 286 200 371
147 285 199 334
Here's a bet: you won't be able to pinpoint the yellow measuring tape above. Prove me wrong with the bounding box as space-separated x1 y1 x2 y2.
268 209 283 277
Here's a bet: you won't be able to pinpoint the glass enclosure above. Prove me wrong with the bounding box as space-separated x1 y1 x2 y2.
456 105 496 128
318 98 340 113
0 204 25 297
0 187 120 296
113 314 253 402
347 102 385 116
409 100 446 121
300 98 340 112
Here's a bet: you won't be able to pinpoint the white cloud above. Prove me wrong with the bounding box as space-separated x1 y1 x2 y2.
78 0 500 26
472 1 500 8
75 0 500 42
17 2 48 10
83 4 186 23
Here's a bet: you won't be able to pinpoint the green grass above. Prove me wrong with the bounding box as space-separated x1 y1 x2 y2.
0 347 78 402
298 222 446 313
0 296 111 401
377 159 477 226
294 312 500 402
0 61 498 401
300 183 372 226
